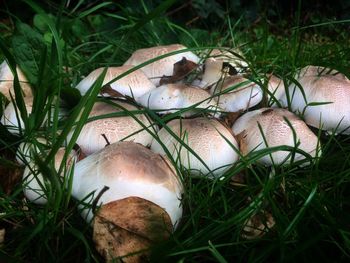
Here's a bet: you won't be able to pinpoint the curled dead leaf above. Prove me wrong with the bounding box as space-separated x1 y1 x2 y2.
159 57 198 85
241 210 275 240
93 196 172 262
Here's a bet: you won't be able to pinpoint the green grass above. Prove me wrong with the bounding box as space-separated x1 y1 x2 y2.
1 0 350 262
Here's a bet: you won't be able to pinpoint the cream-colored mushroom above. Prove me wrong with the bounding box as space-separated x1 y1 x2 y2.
68 100 155 156
200 48 248 88
151 117 239 177
124 44 200 86
71 141 183 227
22 147 77 204
210 75 263 112
232 108 321 166
278 66 350 134
16 137 48 165
75 65 156 98
137 83 219 117
0 60 32 100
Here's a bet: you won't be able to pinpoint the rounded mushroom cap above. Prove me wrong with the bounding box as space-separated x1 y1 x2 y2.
210 76 263 112
232 108 321 166
72 141 183 227
138 83 219 117
0 60 32 100
124 44 200 86
151 117 239 177
22 147 77 204
200 48 248 88
16 137 48 165
69 101 155 156
283 67 350 134
75 66 156 97
0 96 33 135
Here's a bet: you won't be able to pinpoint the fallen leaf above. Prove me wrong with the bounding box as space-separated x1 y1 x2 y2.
100 85 125 98
0 229 4 247
159 57 198 85
93 196 172 263
241 210 275 240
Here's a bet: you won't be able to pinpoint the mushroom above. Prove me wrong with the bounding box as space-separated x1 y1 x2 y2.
200 48 248 88
232 108 321 166
22 147 78 204
71 141 183 227
16 137 48 165
137 83 220 117
0 60 32 100
75 65 156 98
210 75 263 112
124 44 200 86
151 117 239 177
0 96 33 135
281 65 350 134
266 74 286 107
68 100 155 156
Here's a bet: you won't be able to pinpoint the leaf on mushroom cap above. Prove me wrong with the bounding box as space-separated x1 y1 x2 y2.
0 60 32 101
72 141 183 226
75 65 156 98
124 44 200 86
151 117 239 177
69 101 154 156
282 66 350 134
232 108 321 166
210 75 263 112
137 83 219 117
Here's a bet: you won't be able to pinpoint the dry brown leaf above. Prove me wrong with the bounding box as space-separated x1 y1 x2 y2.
241 210 275 240
0 229 4 247
93 196 172 263
100 85 125 98
159 57 198 85
223 111 243 127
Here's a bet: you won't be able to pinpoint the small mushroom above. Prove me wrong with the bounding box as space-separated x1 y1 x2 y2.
281 65 350 134
137 83 220 117
266 74 286 107
200 48 248 88
22 147 78 204
71 141 183 226
0 96 33 135
151 117 239 177
0 60 32 100
68 101 155 156
210 75 263 112
16 137 48 165
124 44 200 86
232 108 321 166
75 66 156 98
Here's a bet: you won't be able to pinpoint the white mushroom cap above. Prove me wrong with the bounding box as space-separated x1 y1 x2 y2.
282 65 350 134
267 75 286 107
0 96 33 135
75 65 155 97
71 141 183 227
200 48 248 88
0 60 32 100
16 137 48 165
232 108 321 166
22 147 77 204
210 76 263 112
137 83 219 117
151 117 239 177
124 44 200 86
68 101 155 156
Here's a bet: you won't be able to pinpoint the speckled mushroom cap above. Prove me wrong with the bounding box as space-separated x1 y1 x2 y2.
151 117 239 177
137 83 219 117
200 48 248 88
71 141 183 227
75 65 155 97
210 75 263 112
232 108 321 166
124 44 200 86
22 147 78 205
0 60 32 100
69 101 155 156
282 65 350 134
0 96 33 135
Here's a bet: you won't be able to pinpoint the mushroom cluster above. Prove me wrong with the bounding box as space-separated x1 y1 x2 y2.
3 41 348 262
